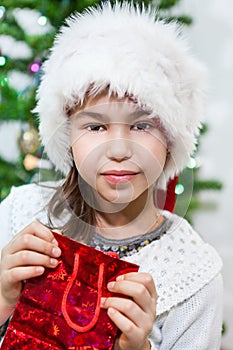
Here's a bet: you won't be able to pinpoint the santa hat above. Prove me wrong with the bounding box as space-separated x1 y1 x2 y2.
34 2 206 190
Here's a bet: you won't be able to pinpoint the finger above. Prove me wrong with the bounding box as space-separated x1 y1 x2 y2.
107 307 145 347
116 272 157 299
7 234 61 259
17 221 56 243
8 221 57 251
107 280 156 315
5 250 60 270
101 296 151 330
3 265 45 286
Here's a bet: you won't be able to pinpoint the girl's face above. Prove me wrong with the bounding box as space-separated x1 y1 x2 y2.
70 92 167 209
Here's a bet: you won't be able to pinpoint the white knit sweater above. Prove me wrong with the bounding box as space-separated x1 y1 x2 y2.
0 183 223 349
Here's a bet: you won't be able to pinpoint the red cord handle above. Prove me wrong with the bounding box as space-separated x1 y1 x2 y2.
61 253 105 332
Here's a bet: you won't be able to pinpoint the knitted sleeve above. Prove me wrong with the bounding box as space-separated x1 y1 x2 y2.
0 188 15 253
0 183 57 253
0 191 15 341
149 273 223 350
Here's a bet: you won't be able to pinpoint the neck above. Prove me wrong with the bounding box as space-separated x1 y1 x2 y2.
95 190 162 239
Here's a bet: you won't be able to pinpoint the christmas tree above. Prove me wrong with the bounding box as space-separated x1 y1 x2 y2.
0 0 222 220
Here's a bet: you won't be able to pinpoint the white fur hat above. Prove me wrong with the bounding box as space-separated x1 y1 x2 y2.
35 2 206 190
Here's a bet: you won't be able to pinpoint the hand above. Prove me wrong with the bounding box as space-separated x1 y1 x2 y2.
0 222 61 314
101 272 157 350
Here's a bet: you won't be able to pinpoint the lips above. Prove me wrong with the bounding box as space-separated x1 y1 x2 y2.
101 170 139 184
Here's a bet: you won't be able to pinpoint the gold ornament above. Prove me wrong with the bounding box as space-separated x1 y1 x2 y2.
18 125 40 155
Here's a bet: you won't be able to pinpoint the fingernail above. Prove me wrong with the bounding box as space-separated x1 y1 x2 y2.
100 297 106 307
116 275 124 281
50 258 58 266
52 247 61 257
36 266 44 274
108 307 116 316
107 282 115 290
52 239 58 246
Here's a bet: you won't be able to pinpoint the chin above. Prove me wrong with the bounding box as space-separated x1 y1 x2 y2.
97 188 146 206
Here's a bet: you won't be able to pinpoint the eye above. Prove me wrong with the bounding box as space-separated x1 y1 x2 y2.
132 122 152 131
86 124 106 132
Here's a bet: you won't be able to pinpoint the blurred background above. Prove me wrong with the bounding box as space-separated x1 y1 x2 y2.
0 0 232 348
178 1 233 349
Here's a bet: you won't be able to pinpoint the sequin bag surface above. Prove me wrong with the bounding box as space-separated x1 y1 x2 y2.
1 232 139 349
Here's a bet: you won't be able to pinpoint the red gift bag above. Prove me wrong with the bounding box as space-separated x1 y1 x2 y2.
1 232 139 349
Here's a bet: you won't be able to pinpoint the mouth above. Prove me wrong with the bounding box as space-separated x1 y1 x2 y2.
100 170 139 184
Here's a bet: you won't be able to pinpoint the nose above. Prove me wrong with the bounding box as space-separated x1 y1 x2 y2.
106 138 132 161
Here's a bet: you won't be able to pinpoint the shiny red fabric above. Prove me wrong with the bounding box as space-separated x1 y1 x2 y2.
164 176 178 212
2 232 139 349
156 176 178 212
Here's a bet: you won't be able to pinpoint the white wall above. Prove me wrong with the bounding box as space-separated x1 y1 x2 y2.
176 1 233 348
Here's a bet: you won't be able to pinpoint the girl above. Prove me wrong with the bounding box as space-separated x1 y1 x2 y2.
0 3 223 349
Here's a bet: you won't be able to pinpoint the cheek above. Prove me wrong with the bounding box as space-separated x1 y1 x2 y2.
71 139 104 186
71 130 98 166
152 143 167 167
139 140 167 183
148 131 168 167
71 139 87 169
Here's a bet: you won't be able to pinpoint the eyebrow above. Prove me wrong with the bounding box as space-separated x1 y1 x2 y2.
75 108 150 121
76 111 106 121
129 109 151 118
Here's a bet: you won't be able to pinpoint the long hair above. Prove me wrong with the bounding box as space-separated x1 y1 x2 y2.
47 163 97 242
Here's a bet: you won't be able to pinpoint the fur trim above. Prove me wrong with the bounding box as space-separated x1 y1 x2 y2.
34 2 206 189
